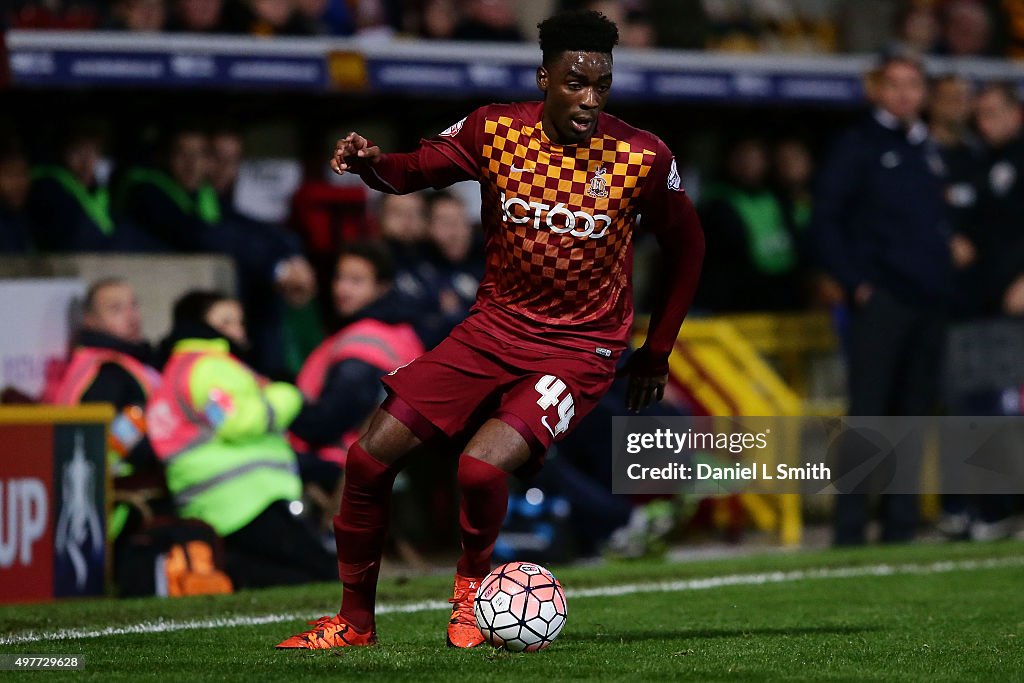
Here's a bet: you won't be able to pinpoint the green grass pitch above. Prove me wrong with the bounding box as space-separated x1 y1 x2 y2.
2 540 1022 682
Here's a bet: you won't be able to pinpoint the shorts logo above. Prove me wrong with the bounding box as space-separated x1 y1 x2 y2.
587 167 609 198
535 375 575 438
595 347 612 358
501 191 611 239
439 117 467 137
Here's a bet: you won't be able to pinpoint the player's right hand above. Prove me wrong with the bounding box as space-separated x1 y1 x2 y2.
331 132 381 175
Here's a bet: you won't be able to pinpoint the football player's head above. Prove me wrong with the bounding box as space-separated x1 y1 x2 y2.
536 10 619 145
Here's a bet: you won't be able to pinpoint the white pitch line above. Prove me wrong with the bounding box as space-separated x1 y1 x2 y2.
2 555 1022 646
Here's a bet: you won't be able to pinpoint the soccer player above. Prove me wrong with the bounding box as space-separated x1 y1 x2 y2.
277 9 704 650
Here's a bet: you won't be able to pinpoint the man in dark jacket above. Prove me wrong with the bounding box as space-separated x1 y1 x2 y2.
814 53 953 546
28 123 118 253
972 82 1024 315
0 139 31 253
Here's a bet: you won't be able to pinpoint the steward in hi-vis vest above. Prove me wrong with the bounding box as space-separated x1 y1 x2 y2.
149 290 337 588
292 318 423 466
289 242 426 468
47 280 164 541
147 335 303 537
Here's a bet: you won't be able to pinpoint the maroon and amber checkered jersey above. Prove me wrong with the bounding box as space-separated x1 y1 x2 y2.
475 105 657 329
360 100 693 354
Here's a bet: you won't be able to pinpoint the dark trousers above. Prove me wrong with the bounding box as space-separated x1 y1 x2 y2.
834 290 946 545
223 500 338 589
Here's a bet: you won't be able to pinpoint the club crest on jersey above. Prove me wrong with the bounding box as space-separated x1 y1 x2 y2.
587 167 609 198
439 117 467 138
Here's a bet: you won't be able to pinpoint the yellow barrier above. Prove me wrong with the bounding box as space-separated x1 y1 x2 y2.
635 317 807 546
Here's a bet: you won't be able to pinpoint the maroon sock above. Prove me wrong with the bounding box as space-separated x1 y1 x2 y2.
456 454 509 578
334 442 399 632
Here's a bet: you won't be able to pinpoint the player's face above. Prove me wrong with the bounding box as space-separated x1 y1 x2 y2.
84 283 143 344
537 51 612 145
204 299 248 348
333 255 389 318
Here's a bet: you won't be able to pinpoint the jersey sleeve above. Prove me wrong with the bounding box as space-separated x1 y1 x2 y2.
353 107 485 195
634 139 706 370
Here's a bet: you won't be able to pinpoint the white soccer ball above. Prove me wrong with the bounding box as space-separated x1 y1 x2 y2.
474 561 567 652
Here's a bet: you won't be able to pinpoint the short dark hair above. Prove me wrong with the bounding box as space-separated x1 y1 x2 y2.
538 10 619 65
874 47 927 80
172 290 230 327
338 240 395 284
84 278 129 314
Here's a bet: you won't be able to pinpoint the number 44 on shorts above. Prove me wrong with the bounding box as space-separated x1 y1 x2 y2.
535 375 575 438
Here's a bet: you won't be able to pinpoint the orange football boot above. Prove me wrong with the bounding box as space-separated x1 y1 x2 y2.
446 573 486 648
275 615 377 649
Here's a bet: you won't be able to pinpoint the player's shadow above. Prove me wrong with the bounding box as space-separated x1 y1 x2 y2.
574 624 880 643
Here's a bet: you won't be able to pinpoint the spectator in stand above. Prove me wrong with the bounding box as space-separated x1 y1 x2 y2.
292 0 354 36
0 138 31 253
225 0 310 36
971 82 1024 315
697 136 802 311
9 0 103 29
167 0 226 32
1002 0 1024 58
416 190 485 346
582 1 654 49
377 192 433 303
927 74 983 316
149 290 337 588
106 0 166 32
28 121 119 252
938 0 994 57
773 137 844 308
814 52 951 546
647 0 708 50
453 0 524 42
116 125 217 252
895 2 940 54
290 242 424 483
207 126 317 376
420 0 458 39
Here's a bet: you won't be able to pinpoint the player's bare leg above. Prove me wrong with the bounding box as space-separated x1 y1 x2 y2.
447 419 531 648
276 409 421 649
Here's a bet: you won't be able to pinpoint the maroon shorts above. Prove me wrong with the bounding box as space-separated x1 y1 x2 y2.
380 322 616 461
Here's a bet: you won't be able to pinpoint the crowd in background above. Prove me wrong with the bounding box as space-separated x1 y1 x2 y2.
7 0 1024 58
2 28 1024 589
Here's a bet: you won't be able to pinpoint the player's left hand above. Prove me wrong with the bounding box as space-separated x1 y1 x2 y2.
617 347 669 413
